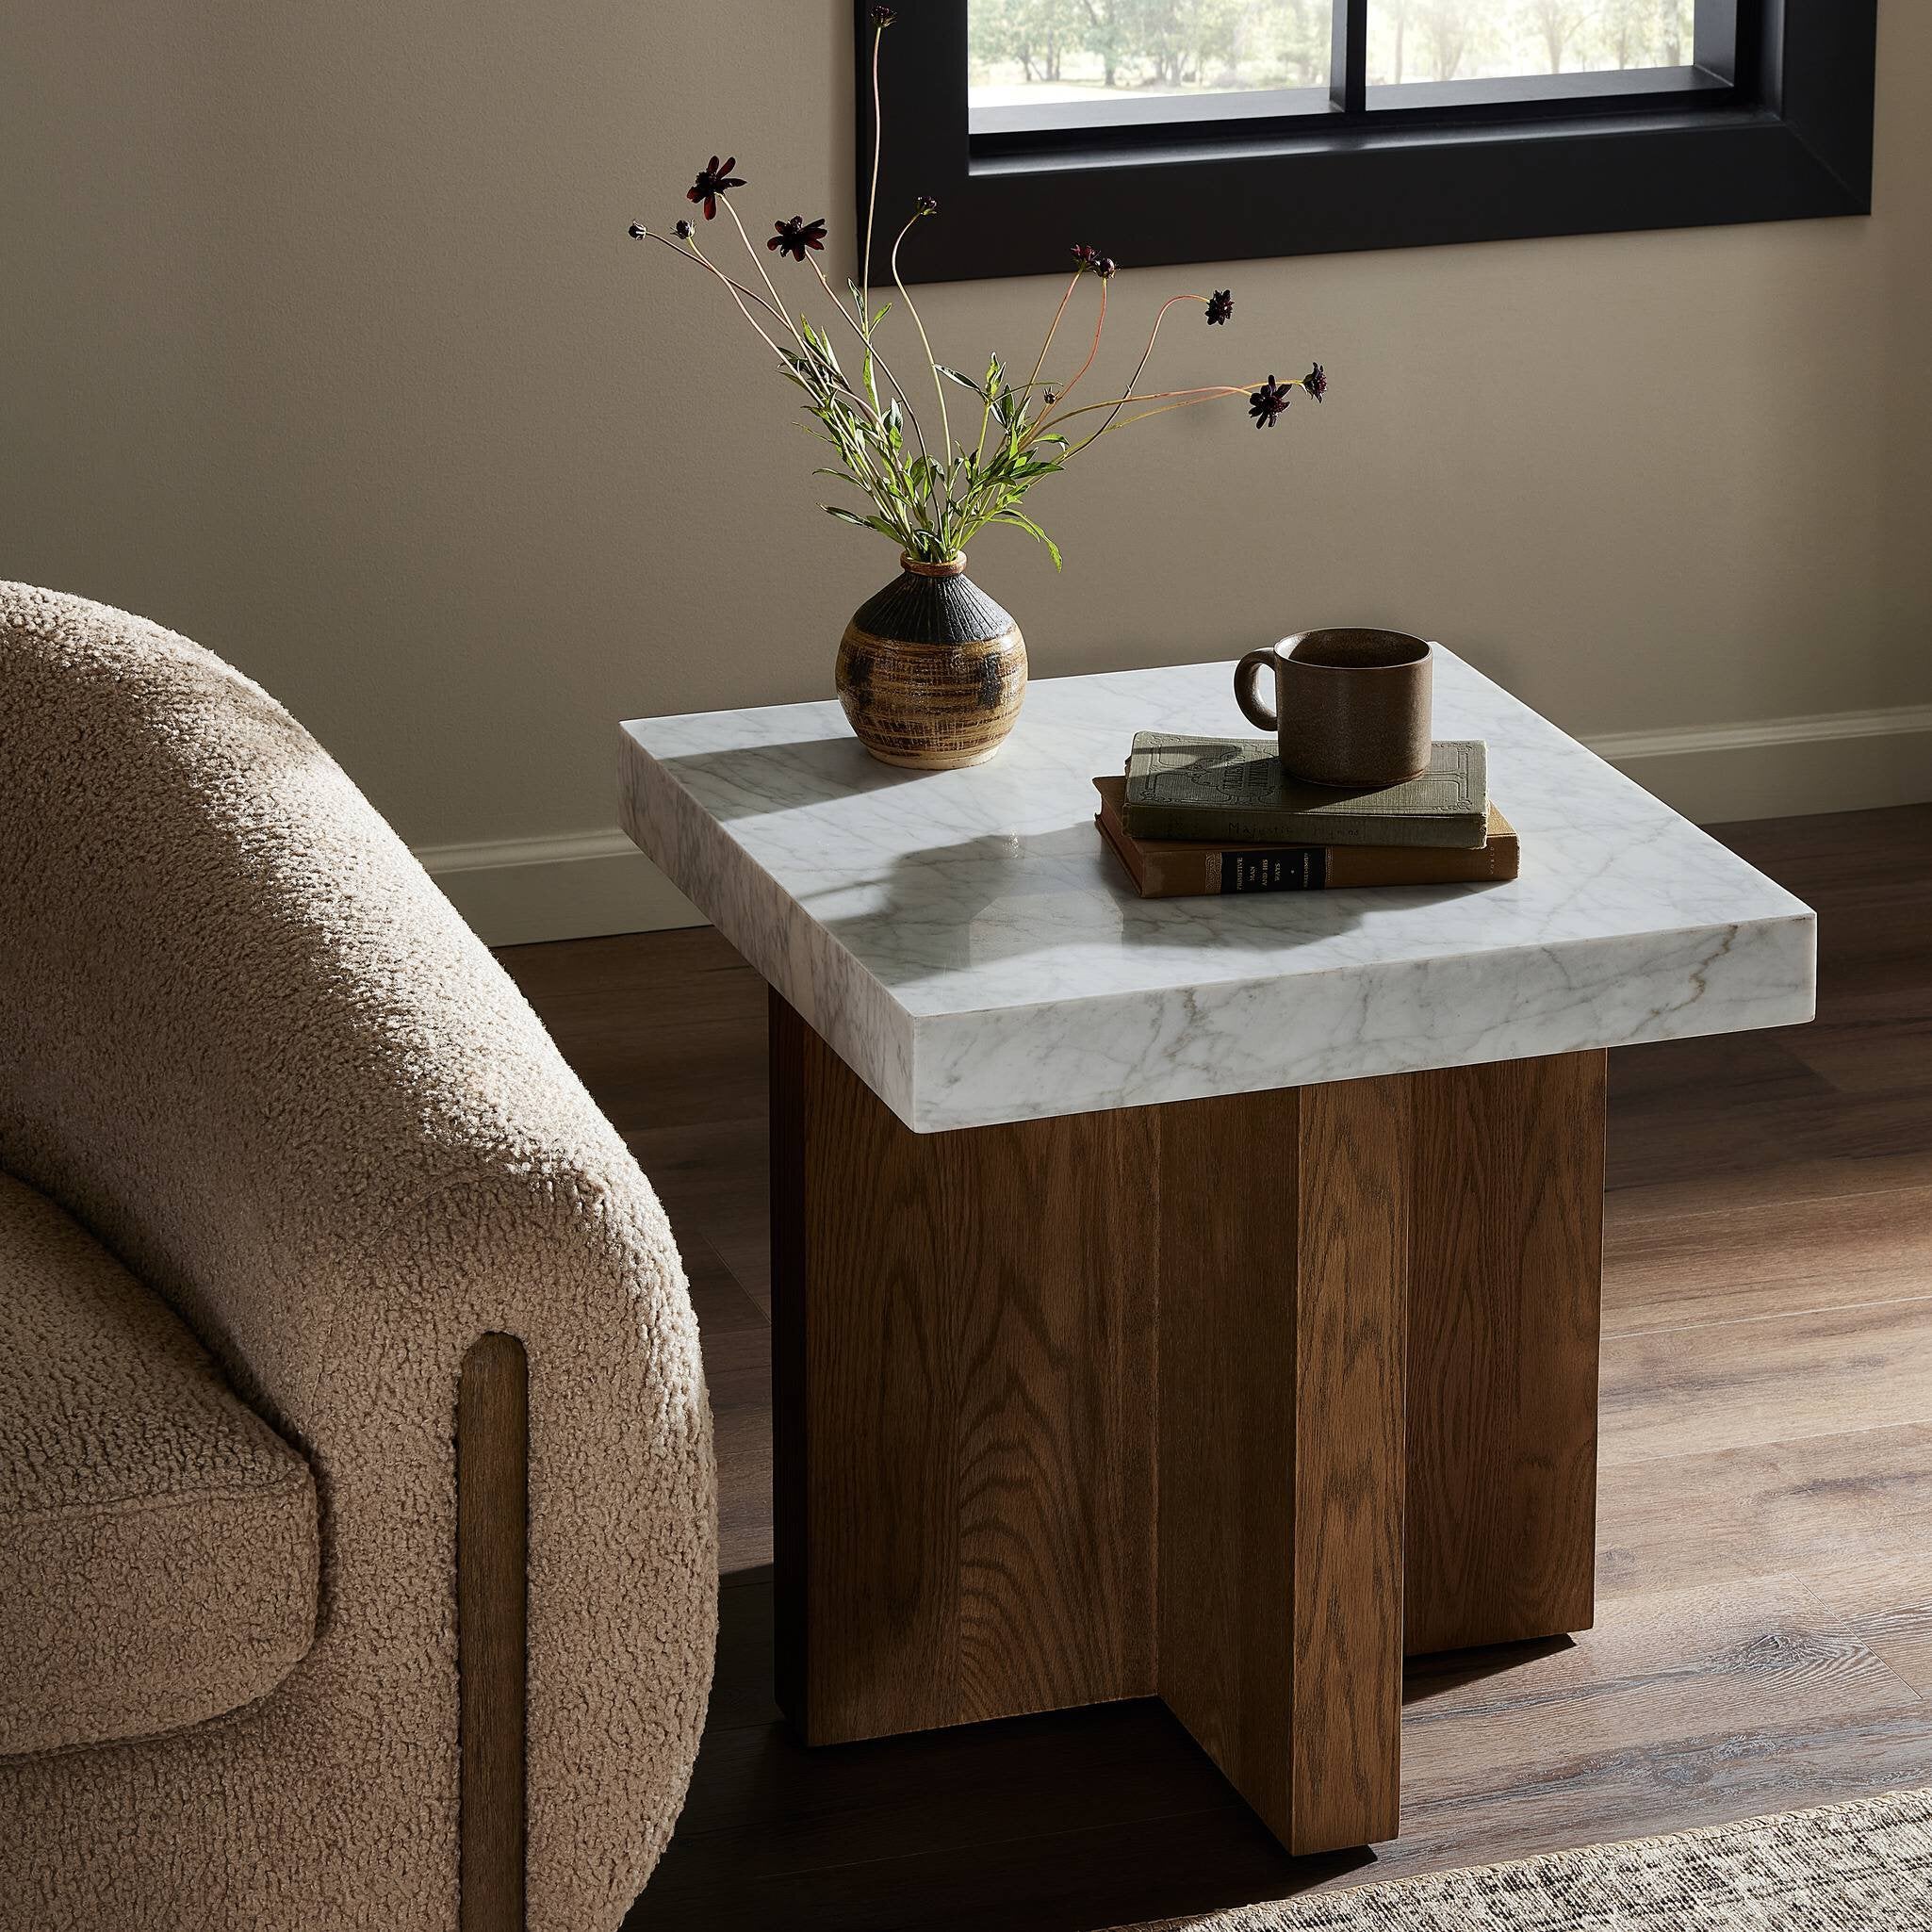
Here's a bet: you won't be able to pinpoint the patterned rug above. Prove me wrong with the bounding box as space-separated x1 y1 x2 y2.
1111 1790 1932 1930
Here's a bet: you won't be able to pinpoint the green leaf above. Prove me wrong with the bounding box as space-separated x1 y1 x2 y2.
934 365 991 399
824 504 905 542
991 509 1062 570
801 320 844 377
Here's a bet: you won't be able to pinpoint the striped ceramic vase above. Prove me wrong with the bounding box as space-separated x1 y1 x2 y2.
835 553 1026 770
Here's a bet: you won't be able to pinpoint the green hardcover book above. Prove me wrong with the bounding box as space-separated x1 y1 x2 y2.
1121 734 1490 849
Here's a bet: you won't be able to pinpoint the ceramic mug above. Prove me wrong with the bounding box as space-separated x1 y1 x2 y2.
1234 629 1434 789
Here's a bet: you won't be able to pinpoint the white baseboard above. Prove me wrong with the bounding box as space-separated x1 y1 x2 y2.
420 702 1932 947
1589 701 1932 827
418 829 703 947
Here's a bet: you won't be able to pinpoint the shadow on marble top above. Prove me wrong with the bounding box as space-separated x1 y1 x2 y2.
619 653 1815 1130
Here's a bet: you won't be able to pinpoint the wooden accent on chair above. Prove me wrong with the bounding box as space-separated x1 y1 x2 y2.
459 1334 529 1932
1158 1077 1411 1855
770 993 1158 1744
1404 1053 1605 1656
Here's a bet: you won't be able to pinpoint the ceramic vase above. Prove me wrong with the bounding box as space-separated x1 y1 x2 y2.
835 553 1026 770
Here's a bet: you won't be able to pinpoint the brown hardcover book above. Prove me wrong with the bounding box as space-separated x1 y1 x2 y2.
1094 776 1518 897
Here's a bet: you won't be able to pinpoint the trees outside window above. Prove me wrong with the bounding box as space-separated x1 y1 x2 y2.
969 0 1719 106
907 0 1874 282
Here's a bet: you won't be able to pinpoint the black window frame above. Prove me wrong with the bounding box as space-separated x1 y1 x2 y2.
861 0 1876 285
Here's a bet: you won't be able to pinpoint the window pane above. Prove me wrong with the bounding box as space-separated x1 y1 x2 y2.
968 0 1334 115
1367 0 1700 86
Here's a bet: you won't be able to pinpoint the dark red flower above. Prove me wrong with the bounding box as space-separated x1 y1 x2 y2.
1205 288 1234 325
686 155 745 221
871 4 896 24
917 195 939 215
675 218 695 240
1071 243 1099 270
1092 255 1117 279
769 215 828 261
1302 361 1327 401
627 222 647 239
1249 374 1293 429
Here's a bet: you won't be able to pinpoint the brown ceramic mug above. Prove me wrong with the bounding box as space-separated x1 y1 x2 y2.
1234 629 1434 788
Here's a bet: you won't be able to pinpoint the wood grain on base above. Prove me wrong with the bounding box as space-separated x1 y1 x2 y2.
771 993 1156 1744
769 994 1602 1854
458 1333 529 1932
1155 1088 1300 1842
1405 1053 1605 1655
1159 1078 1410 1855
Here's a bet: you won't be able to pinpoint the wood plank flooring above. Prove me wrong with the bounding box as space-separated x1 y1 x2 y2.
499 801 1932 1932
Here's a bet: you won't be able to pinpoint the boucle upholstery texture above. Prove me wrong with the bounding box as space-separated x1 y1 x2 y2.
0 582 717 1931
0 1170 318 1756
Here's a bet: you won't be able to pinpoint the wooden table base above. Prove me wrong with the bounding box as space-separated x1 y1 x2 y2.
769 994 1604 1855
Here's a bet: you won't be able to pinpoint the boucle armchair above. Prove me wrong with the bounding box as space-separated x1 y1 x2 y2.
0 583 716 1931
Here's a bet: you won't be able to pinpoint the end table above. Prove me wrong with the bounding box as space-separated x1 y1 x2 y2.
620 651 1814 1854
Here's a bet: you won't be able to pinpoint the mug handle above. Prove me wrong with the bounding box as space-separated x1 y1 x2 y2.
1234 647 1279 732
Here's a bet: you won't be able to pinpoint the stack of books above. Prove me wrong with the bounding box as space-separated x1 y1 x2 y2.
1095 732 1516 898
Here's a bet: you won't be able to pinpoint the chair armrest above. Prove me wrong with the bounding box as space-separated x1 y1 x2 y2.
299 1160 715 1926
0 583 715 1925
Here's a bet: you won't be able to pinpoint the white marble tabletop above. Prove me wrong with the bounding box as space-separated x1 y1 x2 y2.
619 652 1815 1132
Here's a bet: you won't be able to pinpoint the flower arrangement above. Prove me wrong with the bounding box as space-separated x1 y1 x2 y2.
626 5 1325 574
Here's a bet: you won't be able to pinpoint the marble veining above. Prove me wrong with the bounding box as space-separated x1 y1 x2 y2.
620 652 1815 1131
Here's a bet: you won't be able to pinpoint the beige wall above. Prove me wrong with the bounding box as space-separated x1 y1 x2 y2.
4 3 1928 940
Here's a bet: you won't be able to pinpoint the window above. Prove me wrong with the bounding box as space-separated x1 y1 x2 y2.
860 0 1876 283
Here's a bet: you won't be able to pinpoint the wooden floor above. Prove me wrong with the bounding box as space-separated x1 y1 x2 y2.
499 802 1932 1932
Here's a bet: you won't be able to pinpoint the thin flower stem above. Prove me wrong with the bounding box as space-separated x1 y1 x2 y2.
721 196 792 330
1025 272 1081 399
862 26 885 339
808 254 925 463
1066 385 1254 453
663 233 794 366
833 433 896 516
1025 279 1107 446
1049 381 1259 426
711 278 792 367
1056 280 1108 403
687 231 867 422
646 229 791 334
807 254 935 515
889 212 954 538
1074 293 1205 447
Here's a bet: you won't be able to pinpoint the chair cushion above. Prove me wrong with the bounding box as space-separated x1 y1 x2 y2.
0 1172 318 1755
